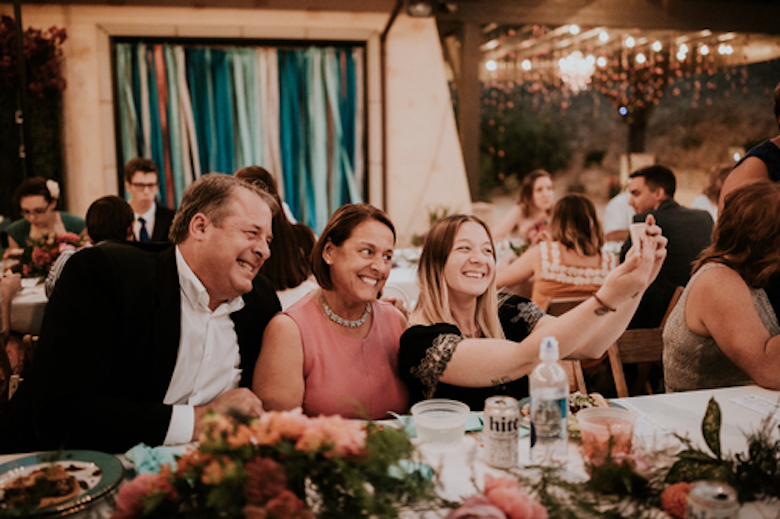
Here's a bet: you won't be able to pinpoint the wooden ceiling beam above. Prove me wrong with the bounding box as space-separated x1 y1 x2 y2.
436 0 780 35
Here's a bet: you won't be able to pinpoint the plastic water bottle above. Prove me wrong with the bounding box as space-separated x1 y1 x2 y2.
529 336 568 466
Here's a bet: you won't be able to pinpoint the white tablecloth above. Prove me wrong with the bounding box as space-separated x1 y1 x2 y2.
8 282 47 335
0 280 47 336
2 385 779 517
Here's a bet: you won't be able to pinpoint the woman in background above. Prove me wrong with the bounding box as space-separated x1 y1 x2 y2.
254 204 408 419
399 213 666 409
3 178 84 256
691 163 731 223
664 181 780 392
492 170 554 243
235 166 317 309
495 194 617 309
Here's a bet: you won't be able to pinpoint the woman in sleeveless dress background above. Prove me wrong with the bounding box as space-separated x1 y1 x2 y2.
663 181 780 392
495 194 617 310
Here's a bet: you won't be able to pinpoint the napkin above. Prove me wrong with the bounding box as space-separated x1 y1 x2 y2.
125 443 189 474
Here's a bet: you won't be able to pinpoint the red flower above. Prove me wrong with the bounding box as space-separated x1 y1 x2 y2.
265 490 312 519
661 482 691 519
244 457 289 506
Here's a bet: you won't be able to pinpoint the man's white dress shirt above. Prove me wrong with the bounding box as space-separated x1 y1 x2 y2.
163 246 245 444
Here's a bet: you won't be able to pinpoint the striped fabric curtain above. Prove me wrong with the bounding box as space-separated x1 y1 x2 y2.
114 42 364 232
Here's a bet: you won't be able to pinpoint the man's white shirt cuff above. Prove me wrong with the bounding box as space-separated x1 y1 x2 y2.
164 404 194 445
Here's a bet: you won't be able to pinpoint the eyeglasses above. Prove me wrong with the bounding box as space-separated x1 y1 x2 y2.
20 206 51 217
130 182 159 191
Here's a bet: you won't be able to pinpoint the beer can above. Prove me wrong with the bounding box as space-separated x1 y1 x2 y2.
483 396 520 468
687 481 739 519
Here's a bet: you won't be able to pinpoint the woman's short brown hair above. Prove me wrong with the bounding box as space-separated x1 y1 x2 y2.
549 194 603 256
693 180 780 287
311 204 395 291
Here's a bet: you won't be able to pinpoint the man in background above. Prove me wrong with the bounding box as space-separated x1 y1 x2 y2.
621 165 713 329
125 158 175 243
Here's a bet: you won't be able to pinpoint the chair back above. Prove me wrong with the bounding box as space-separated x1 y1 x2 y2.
608 286 684 397
545 295 590 394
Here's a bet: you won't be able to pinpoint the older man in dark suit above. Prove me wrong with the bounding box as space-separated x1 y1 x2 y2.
621 165 714 329
1 174 281 453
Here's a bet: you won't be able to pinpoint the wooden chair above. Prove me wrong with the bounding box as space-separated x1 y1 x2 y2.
607 286 684 398
545 296 590 394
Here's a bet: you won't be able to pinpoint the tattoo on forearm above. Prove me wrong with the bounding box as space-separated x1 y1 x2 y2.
491 376 512 387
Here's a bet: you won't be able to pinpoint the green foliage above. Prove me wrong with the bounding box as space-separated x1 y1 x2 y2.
480 86 571 198
666 398 734 487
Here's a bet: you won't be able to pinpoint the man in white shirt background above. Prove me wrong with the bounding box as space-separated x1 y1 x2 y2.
125 157 176 243
0 174 282 453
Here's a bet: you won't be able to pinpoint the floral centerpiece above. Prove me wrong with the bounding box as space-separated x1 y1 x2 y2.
11 232 88 278
447 397 780 518
111 409 438 519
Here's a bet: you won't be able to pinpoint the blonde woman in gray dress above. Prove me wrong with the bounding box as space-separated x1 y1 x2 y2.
663 181 780 392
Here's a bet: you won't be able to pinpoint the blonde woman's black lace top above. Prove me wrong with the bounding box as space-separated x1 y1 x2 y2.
399 295 544 410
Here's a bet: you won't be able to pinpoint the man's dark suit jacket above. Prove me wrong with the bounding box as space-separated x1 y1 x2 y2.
620 198 714 329
151 204 176 242
0 242 280 453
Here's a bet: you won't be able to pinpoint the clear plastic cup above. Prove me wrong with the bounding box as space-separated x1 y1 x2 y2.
577 407 636 464
411 399 470 445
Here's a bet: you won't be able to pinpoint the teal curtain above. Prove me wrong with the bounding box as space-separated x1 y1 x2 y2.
114 42 364 231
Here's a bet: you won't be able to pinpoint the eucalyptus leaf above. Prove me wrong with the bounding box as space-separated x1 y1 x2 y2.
702 397 722 459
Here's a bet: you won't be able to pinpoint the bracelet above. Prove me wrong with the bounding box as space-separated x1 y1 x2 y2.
593 293 616 315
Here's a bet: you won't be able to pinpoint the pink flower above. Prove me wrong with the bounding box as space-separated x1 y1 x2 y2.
58 242 76 254
293 415 366 458
111 473 157 519
484 474 547 519
446 495 507 519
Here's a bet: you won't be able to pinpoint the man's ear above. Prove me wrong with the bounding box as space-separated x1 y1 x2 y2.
188 213 210 241
652 186 667 203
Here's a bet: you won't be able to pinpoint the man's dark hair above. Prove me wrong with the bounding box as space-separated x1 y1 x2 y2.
169 173 278 244
86 196 134 243
124 157 159 183
630 165 676 198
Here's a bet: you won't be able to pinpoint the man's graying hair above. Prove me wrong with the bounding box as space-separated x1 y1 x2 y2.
168 173 279 244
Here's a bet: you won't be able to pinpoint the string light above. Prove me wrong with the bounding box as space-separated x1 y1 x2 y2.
521 59 532 71
626 37 636 48
486 60 497 71
569 25 580 35
599 31 609 42
700 44 709 55
597 56 607 67
652 41 662 52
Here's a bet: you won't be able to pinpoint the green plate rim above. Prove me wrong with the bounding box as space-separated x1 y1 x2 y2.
0 450 124 517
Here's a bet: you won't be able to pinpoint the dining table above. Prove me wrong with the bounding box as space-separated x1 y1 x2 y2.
1 385 778 518
5 278 48 336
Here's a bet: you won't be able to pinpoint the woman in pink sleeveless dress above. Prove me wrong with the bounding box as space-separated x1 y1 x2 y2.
253 204 408 419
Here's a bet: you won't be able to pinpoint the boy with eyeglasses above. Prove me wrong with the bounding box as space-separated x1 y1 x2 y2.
124 158 175 243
